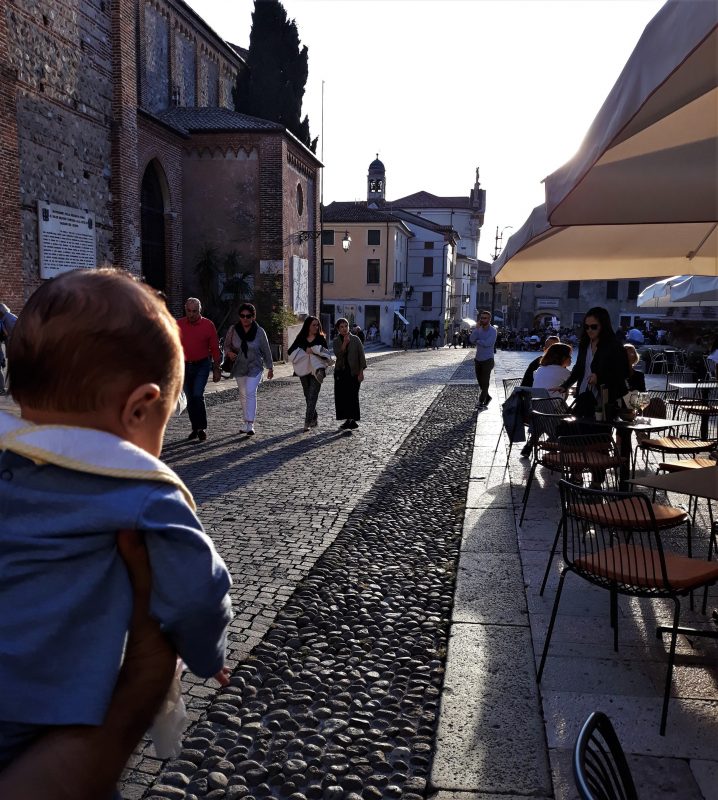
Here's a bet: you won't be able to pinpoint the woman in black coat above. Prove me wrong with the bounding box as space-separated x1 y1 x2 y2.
561 306 630 409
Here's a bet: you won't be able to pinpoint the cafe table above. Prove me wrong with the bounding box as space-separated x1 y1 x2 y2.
629 465 718 639
597 416 693 490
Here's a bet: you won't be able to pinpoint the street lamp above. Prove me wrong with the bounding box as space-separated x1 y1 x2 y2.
490 225 513 322
342 231 352 252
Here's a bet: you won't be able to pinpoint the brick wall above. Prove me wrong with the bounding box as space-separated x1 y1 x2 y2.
5 0 114 303
0 2 23 308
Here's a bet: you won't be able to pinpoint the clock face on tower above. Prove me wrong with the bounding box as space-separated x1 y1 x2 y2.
369 179 383 193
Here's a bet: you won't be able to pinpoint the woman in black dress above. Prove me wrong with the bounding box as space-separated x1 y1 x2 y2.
332 318 367 430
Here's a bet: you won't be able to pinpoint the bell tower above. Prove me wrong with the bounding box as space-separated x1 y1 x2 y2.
367 154 386 206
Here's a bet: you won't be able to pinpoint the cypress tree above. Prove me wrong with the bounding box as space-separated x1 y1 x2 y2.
235 0 317 153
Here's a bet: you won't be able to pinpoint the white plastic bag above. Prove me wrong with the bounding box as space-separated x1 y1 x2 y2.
149 659 188 759
175 391 188 416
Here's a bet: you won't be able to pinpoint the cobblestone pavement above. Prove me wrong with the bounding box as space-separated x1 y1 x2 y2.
121 348 478 798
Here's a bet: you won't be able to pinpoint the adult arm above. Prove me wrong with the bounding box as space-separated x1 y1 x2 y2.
561 345 585 390
257 327 274 378
0 531 176 800
521 357 539 388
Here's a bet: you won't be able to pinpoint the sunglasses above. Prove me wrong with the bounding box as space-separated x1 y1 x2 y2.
239 314 254 319
584 323 600 330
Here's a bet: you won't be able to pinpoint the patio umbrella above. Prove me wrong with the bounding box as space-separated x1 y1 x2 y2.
545 0 718 227
638 274 718 307
493 1 718 282
491 204 717 282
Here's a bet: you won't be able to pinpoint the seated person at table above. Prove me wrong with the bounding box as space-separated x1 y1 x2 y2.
533 343 572 398
0 268 233 780
624 343 646 391
521 335 560 387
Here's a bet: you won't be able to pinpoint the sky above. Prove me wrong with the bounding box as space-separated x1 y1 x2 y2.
185 0 665 261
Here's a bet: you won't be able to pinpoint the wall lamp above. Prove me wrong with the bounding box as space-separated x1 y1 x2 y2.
342 231 351 252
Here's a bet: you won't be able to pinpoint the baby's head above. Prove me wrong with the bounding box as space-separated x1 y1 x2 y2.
9 268 183 455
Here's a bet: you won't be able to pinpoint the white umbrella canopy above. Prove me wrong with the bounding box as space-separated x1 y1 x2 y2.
545 0 718 227
491 204 718 282
493 1 718 283
638 274 718 307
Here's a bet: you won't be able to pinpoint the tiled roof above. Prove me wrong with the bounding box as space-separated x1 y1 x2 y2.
323 202 404 224
227 42 249 61
388 190 472 209
155 107 283 134
390 209 458 237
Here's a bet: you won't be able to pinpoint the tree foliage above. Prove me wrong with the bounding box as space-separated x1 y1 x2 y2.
234 0 317 152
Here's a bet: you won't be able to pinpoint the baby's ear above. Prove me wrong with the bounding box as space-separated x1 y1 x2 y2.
121 383 162 428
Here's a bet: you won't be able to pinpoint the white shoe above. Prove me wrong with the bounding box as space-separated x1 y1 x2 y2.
246 421 255 436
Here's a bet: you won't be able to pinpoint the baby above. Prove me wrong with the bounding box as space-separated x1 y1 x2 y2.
0 268 232 770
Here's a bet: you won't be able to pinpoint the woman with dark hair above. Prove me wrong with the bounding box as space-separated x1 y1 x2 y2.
224 303 273 435
533 343 573 397
287 316 333 431
333 318 367 430
561 306 629 412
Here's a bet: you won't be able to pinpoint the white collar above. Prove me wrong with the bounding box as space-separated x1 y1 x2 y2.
0 411 195 509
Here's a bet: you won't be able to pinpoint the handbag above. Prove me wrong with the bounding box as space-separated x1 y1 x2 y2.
221 327 236 372
573 390 597 419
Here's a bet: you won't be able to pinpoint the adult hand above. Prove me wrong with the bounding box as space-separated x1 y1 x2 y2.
357 370 364 383
267 369 274 380
212 366 221 383
0 531 176 800
587 372 598 387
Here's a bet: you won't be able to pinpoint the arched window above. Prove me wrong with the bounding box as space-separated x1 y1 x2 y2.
140 163 167 291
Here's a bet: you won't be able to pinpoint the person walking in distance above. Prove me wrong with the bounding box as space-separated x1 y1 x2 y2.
223 303 274 435
177 298 221 442
470 310 497 409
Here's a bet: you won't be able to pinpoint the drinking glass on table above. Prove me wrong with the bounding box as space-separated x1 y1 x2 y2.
636 391 651 423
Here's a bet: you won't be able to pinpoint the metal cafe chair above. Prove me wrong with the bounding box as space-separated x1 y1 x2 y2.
537 481 718 735
573 711 637 800
493 376 527 457
519 403 574 526
539 433 623 596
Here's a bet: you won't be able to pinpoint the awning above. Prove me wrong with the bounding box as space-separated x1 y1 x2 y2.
461 317 476 327
394 310 409 325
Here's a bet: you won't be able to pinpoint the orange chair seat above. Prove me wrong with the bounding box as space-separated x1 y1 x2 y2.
658 458 714 473
543 450 622 470
575 498 688 530
639 437 716 454
575 544 718 591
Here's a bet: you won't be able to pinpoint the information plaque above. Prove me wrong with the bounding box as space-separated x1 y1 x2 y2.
38 202 97 279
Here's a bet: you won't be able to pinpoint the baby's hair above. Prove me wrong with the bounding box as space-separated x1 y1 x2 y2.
540 342 573 367
8 268 183 412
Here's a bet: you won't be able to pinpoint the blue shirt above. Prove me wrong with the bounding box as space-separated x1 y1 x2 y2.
0 451 232 728
469 324 498 362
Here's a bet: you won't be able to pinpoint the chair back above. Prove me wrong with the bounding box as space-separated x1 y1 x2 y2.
666 370 694 394
532 396 571 416
502 377 524 398
558 480 674 598
557 434 621 490
530 408 572 445
573 711 638 800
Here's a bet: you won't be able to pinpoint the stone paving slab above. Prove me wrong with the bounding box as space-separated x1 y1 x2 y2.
460 509 518 554
430 623 551 796
452 551 527 625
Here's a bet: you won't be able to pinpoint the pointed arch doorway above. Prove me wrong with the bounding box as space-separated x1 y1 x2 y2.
140 161 168 292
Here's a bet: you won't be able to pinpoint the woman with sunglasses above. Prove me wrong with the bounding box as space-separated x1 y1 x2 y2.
224 303 273 435
561 306 629 412
287 316 333 431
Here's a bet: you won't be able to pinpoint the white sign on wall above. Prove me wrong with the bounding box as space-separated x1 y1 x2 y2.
37 202 96 279
292 256 309 314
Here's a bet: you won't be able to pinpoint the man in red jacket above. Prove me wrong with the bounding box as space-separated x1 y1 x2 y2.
177 298 221 441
